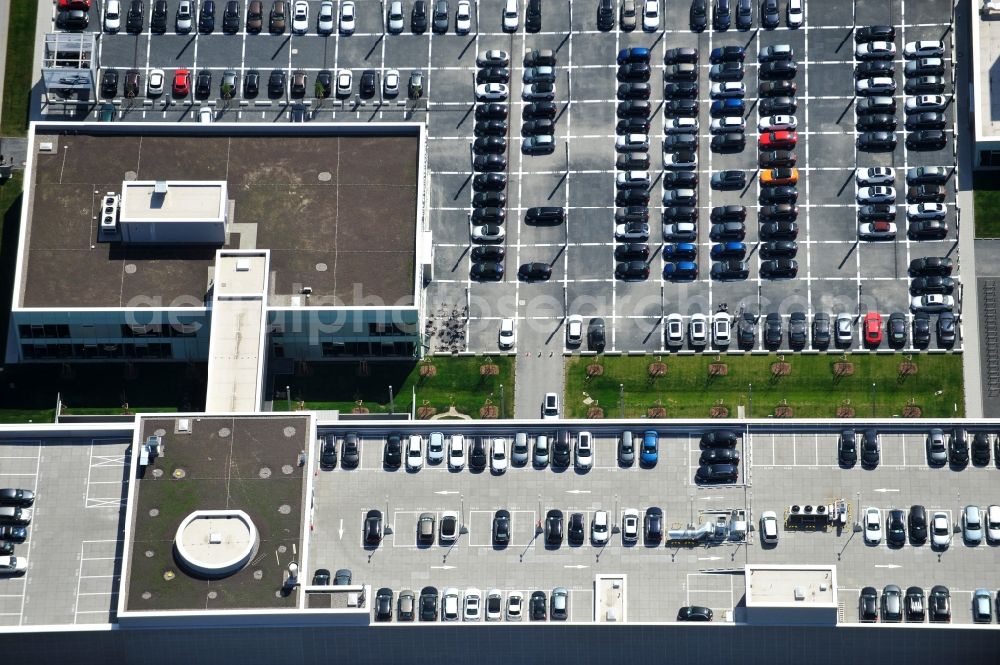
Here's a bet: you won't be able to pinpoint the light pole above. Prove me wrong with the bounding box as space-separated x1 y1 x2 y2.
619 383 625 418
384 494 392 535
286 384 291 411
748 383 753 418
460 494 467 535
871 382 876 417
500 384 505 418
389 384 395 413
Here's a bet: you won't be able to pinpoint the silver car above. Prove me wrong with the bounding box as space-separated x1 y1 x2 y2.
533 434 549 467
926 428 947 465
512 432 529 465
835 312 853 345
963 505 983 544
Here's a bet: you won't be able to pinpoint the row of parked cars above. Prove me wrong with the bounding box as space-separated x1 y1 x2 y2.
859 585 957 623
837 426 992 469
378 586 568 622
860 503 1000 549
0 489 34 576
856 165 953 242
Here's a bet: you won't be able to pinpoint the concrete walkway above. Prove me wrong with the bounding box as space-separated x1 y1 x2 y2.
0 0 10 131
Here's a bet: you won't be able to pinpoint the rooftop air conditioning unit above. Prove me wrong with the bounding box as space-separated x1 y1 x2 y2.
98 192 121 242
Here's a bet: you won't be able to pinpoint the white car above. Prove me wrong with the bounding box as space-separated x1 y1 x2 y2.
475 83 509 101
490 437 508 474
486 589 503 621
521 83 555 100
383 69 400 97
575 431 593 470
856 77 895 95
506 591 523 621
456 0 472 33
405 434 423 470
712 313 731 347
667 117 699 134
906 202 946 220
758 115 797 131
642 0 660 31
502 0 519 32
292 0 310 34
147 69 165 96
760 511 779 544
863 507 882 545
710 82 745 98
477 50 510 67
198 107 214 123
591 510 610 545
498 318 515 349
903 40 944 59
427 431 445 464
387 1 405 33
664 150 697 169
440 511 460 544
689 313 708 346
856 186 896 204
339 0 356 34
317 1 335 34
786 0 803 27
104 0 122 33
855 41 895 60
616 170 650 188
464 588 482 621
856 166 895 186
472 225 505 242
665 313 685 346
336 69 353 96
910 294 954 312
442 587 460 620
986 505 1000 544
835 312 853 345
0 556 26 576
566 314 583 345
931 511 951 549
622 509 640 543
905 95 947 112
858 221 897 239
962 505 983 544
542 393 559 420
448 434 465 469
710 116 745 133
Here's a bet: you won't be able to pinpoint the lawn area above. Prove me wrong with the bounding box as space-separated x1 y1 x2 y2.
0 362 206 423
974 171 1000 238
565 353 964 419
0 0 37 136
275 356 514 418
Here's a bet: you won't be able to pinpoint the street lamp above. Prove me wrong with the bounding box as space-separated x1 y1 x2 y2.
748 383 753 418
619 383 625 418
871 382 876 417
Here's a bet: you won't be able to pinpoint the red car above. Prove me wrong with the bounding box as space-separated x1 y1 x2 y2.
863 312 883 346
58 0 91 8
173 69 191 97
758 130 798 150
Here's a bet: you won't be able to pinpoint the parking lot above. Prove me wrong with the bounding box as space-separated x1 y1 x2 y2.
69 0 962 357
311 423 1000 624
0 436 129 626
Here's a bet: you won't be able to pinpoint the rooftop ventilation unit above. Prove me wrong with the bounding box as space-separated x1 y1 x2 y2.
154 180 169 195
98 192 121 242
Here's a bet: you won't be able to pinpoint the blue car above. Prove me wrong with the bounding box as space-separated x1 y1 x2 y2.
663 261 698 280
710 242 746 259
617 47 651 65
663 242 697 261
640 431 658 466
710 98 744 117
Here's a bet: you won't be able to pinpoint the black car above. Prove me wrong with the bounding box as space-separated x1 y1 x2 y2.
476 103 509 120
713 0 732 29
56 8 91 30
690 0 708 30
737 312 756 347
905 76 945 95
320 435 338 469
150 0 169 32
419 586 439 621
474 173 506 191
662 206 697 223
710 62 744 82
471 206 504 223
199 0 216 32
101 70 120 98
223 0 240 32
493 509 511 545
431 0 448 33
522 119 554 136
710 205 746 223
937 311 956 345
764 313 782 346
910 276 955 295
473 136 506 154
949 427 969 465
664 99 699 117
664 172 698 189
711 132 746 151
553 436 571 467
972 432 991 465
364 509 383 545
469 437 488 470
857 96 896 114
471 262 503 281
268 69 286 97
908 505 928 543
861 429 880 467
906 112 947 130
905 586 925 622
341 433 360 468
759 97 796 115
644 507 663 542
0 542 13 556
524 102 557 119
812 312 831 347
886 509 906 547
929 586 950 623
709 221 745 241
588 318 606 351
908 220 948 240
701 430 738 448
518 262 552 281
712 170 746 190
473 191 506 208
243 70 260 97
760 186 797 204
359 70 378 98
0 526 26 543
664 82 699 99
616 261 649 280
545 510 564 545
855 60 894 78
760 240 797 259
473 154 507 172
859 204 895 221
700 448 740 465
126 0 145 33
839 430 857 465
697 463 738 482
907 130 947 150
759 80 796 96
760 222 799 241
788 312 807 348
665 47 700 64
855 25 895 42
616 152 651 170
530 591 547 620
759 150 796 167
618 82 651 100
761 205 798 222
411 0 428 32
858 131 897 150
678 606 713 621
759 61 798 80
882 585 903 622
761 0 779 27
375 588 393 621
856 113 897 131
472 245 504 263
615 243 650 261
334 569 352 585
525 206 565 225
384 434 402 468
315 70 332 98
195 70 212 98
616 206 648 223
617 63 651 82
710 260 749 281
568 512 585 545
888 312 907 347
616 189 649 206
312 568 331 585
912 312 931 347
859 587 878 622
477 67 510 84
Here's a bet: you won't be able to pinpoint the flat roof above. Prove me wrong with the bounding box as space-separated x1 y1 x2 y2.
18 128 419 309
746 565 837 607
119 181 226 222
977 14 1000 138
121 415 310 614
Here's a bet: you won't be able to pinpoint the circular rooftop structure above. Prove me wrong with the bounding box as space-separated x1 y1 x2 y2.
174 510 258 579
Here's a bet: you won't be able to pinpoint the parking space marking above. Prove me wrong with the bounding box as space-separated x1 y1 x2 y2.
74 539 121 624
85 439 130 508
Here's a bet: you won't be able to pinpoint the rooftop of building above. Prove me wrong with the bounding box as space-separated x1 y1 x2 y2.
17 126 420 309
976 12 1000 138
745 565 837 607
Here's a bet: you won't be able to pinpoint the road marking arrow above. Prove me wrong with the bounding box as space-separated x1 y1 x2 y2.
563 564 590 569
338 519 343 540
434 490 459 495
873 488 900 493
874 564 902 569
431 565 456 570
566 489 591 494
698 556 722 561
697 496 722 501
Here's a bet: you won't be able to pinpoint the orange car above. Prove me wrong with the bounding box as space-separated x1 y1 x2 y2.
760 167 799 186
